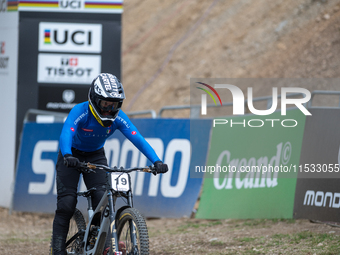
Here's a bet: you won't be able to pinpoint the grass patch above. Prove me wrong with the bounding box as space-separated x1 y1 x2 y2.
177 220 222 232
237 237 256 243
242 219 268 227
210 240 225 246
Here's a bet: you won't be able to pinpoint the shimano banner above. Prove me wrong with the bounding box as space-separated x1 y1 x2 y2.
12 119 211 218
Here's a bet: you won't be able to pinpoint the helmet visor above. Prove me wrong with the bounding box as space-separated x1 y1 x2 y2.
96 99 119 111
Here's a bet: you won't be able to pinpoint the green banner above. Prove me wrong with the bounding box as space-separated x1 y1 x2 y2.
196 109 306 219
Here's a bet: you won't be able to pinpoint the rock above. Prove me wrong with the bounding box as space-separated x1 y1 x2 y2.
277 43 287 50
323 14 330 20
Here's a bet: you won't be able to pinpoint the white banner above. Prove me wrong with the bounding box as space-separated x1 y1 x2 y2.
38 53 101 84
39 22 102 53
0 12 18 208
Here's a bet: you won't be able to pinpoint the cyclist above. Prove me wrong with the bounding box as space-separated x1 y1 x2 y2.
52 73 168 255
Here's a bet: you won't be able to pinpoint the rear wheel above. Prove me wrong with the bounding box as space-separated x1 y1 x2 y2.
116 208 149 255
49 208 86 255
66 208 86 254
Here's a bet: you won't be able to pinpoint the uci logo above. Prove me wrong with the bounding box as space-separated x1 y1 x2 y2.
47 29 92 45
39 22 102 53
59 0 82 9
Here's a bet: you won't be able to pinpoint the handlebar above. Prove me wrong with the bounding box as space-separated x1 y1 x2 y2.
77 162 157 175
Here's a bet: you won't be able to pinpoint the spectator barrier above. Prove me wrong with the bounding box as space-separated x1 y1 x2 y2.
12 106 340 221
293 108 340 222
196 109 306 219
12 119 211 218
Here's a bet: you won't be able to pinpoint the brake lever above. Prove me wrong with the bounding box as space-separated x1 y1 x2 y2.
149 166 158 176
78 162 96 174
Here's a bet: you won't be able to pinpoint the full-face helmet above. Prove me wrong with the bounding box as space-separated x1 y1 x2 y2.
88 73 125 127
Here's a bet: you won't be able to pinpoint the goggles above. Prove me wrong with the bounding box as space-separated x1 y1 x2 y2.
97 100 120 112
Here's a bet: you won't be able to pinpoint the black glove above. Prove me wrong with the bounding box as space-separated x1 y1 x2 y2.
153 161 168 175
63 154 80 167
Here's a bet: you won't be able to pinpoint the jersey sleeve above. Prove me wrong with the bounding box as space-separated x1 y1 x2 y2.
59 104 87 156
116 111 161 164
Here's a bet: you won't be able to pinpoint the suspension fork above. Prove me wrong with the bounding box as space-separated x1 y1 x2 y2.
108 191 119 254
128 192 138 248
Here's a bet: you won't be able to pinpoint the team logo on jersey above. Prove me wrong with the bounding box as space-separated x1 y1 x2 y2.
71 127 75 132
131 131 136 135
106 129 111 134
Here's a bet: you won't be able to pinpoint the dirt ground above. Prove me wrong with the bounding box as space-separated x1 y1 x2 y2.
1 207 340 255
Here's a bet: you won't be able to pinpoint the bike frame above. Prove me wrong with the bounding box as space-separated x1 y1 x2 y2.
77 170 137 255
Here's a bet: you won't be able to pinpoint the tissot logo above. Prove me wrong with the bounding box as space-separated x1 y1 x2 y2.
39 22 102 53
38 53 101 84
61 57 78 66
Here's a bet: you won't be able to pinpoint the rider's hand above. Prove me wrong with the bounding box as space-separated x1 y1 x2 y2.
63 154 80 167
153 161 168 175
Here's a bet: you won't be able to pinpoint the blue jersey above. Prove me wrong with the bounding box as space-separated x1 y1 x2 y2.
59 101 160 164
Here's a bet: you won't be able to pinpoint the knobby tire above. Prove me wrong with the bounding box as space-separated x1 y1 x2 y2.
116 208 149 255
49 208 86 255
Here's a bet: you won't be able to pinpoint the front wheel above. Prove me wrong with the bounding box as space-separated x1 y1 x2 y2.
116 208 149 255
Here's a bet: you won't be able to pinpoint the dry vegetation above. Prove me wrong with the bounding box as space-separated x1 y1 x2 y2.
1 207 340 254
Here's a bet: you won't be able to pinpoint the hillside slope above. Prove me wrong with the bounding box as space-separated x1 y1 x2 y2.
122 0 340 117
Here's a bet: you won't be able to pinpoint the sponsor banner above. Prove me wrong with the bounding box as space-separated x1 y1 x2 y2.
37 53 101 84
17 12 121 160
294 179 340 222
12 119 210 218
294 108 340 222
0 12 18 207
39 22 102 53
18 0 123 13
196 109 306 219
38 86 89 112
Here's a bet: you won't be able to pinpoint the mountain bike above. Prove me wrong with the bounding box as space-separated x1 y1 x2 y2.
50 162 156 255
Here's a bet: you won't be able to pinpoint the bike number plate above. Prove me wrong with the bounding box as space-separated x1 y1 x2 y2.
111 173 130 192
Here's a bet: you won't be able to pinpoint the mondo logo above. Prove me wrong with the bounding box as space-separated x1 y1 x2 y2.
39 22 102 53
